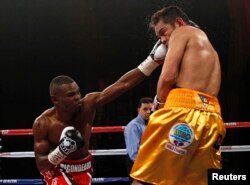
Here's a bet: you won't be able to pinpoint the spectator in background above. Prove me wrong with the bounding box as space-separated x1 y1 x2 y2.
124 97 154 184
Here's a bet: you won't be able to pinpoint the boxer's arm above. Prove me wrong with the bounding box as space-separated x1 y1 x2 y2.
33 117 55 172
97 68 145 105
157 27 188 103
84 68 145 107
33 118 84 172
86 41 167 106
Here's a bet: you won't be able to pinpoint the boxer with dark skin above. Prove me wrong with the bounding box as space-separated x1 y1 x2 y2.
32 41 167 185
33 71 144 171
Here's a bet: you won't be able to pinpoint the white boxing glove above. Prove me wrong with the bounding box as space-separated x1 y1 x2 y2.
138 40 168 76
150 40 168 63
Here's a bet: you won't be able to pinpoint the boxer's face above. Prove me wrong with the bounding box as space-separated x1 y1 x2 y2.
53 82 82 112
154 19 175 46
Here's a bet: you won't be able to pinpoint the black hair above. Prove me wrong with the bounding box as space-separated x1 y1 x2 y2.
49 75 75 96
138 97 153 108
150 6 189 28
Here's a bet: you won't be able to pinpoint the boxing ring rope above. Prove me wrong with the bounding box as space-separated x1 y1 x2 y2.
0 177 130 184
1 145 250 159
0 122 250 184
0 126 126 136
0 122 250 136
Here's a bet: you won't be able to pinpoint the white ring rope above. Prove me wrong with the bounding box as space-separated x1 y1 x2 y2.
0 149 127 158
220 145 250 152
1 145 250 158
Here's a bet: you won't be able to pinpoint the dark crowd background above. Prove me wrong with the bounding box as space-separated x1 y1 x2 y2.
0 0 249 184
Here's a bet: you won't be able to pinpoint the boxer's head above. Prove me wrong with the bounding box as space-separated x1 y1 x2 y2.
49 75 82 112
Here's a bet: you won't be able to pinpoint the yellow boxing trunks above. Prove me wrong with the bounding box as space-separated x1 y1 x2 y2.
130 88 226 185
41 153 92 185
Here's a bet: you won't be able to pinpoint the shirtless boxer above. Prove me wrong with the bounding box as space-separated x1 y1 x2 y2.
130 6 226 185
32 41 167 185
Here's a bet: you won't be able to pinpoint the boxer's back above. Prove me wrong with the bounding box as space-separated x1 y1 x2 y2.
176 26 221 96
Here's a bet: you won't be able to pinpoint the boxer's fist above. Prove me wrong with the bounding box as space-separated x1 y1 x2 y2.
138 40 168 76
149 40 168 63
48 127 84 165
59 127 84 155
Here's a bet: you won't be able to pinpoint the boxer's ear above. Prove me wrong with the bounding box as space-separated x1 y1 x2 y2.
175 17 186 26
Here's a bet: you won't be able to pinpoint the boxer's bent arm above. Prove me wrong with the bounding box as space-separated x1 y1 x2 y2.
33 117 55 172
34 141 55 172
157 28 187 102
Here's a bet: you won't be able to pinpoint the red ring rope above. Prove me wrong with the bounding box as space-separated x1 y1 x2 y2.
0 122 249 136
0 126 126 136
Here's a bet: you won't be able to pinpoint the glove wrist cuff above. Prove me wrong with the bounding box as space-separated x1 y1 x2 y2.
138 56 159 76
48 147 66 165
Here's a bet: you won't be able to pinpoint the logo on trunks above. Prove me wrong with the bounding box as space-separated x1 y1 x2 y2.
165 123 194 155
59 161 91 173
198 94 210 108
